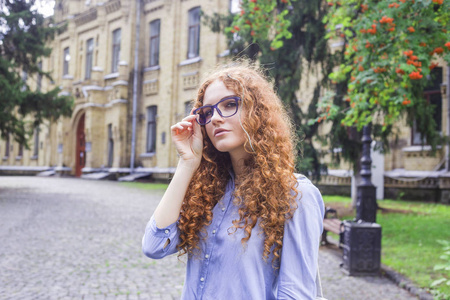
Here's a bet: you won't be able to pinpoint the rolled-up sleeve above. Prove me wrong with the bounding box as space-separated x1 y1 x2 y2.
142 215 181 259
277 180 325 300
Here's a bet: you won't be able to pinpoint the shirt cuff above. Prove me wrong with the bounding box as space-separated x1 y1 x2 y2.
147 215 179 238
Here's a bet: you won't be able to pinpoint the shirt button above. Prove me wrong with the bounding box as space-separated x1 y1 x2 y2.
200 277 205 282
205 254 209 259
212 230 216 234
221 207 225 211
164 229 169 234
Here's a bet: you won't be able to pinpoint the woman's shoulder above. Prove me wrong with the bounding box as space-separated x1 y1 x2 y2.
293 173 315 187
292 173 325 216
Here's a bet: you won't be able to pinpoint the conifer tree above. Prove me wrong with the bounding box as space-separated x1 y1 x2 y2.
0 0 73 149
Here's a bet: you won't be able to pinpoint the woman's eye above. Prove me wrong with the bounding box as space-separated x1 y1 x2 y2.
204 110 212 117
226 102 237 108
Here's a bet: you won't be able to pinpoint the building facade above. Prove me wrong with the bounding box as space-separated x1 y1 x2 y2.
0 0 449 202
0 0 231 179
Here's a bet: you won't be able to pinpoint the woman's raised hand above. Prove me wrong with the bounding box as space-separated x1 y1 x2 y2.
171 113 203 169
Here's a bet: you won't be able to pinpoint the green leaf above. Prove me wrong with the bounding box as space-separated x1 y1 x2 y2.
433 264 447 271
430 278 446 287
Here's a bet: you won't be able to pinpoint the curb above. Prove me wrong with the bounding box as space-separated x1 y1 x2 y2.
321 239 434 300
381 265 434 300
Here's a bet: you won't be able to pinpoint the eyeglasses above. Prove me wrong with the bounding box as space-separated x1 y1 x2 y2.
193 96 241 125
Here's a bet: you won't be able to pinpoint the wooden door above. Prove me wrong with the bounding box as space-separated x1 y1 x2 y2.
75 114 86 177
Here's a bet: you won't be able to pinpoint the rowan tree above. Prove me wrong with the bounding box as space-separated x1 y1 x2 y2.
225 0 450 171
316 0 450 153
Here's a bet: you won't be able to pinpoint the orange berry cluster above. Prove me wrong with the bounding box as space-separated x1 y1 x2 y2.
318 115 327 123
402 98 411 105
379 16 396 32
429 63 438 70
373 67 387 73
361 4 368 12
432 0 443 4
431 47 444 55
388 3 400 8
379 16 394 24
403 50 423 80
409 71 423 80
396 67 405 75
360 24 377 34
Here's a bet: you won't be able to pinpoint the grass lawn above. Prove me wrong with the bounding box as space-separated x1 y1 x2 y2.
119 181 169 190
323 195 450 298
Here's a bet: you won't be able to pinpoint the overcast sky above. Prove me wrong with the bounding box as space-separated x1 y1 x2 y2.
35 0 55 18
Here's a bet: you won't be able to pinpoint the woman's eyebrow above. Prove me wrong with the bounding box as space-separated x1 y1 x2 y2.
203 95 237 106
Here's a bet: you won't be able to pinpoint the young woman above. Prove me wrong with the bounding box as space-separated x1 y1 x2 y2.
142 63 324 299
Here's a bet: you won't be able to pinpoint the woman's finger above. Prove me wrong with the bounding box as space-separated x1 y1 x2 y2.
182 114 197 122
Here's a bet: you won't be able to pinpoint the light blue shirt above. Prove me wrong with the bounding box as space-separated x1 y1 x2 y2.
142 174 324 300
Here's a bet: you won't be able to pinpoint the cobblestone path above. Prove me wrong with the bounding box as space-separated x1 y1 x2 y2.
0 177 417 299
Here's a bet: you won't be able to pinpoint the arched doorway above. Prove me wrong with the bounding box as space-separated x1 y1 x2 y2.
75 114 86 177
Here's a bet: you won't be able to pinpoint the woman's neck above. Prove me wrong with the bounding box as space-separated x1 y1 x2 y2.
230 154 247 181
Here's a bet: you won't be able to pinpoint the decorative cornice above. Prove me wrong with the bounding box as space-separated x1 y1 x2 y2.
74 8 98 27
144 0 162 4
179 56 202 67
112 80 129 86
144 4 164 15
105 99 128 107
104 72 119 80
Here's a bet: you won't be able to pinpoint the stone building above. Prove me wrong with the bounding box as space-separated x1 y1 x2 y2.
0 0 449 202
0 0 231 179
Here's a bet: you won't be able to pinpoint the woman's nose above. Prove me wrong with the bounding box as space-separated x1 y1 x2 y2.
210 108 224 124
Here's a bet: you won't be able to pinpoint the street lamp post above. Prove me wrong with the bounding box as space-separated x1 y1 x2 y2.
342 124 382 276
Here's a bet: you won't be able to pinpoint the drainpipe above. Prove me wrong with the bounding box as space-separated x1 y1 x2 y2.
130 0 141 173
446 66 450 171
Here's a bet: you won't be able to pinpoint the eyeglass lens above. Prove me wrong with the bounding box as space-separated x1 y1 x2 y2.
196 98 238 125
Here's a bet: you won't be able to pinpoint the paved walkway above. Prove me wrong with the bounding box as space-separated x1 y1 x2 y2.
0 177 418 299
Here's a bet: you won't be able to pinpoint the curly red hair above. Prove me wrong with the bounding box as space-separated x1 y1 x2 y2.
177 62 299 266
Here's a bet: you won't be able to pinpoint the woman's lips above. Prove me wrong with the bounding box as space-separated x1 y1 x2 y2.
214 129 229 137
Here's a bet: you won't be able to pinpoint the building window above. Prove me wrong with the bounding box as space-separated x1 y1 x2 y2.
37 62 42 92
411 67 443 145
107 124 114 167
146 106 157 153
85 38 94 79
184 101 193 117
112 29 121 73
33 127 39 157
149 19 160 67
4 135 10 157
18 143 23 157
187 7 200 59
63 47 70 75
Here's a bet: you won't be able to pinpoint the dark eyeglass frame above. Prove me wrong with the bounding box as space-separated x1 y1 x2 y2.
193 96 241 125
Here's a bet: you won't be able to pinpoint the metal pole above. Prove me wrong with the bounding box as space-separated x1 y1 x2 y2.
355 124 377 222
130 0 141 173
446 66 450 171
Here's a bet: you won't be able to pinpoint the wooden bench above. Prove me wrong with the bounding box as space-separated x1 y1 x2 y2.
321 207 344 248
